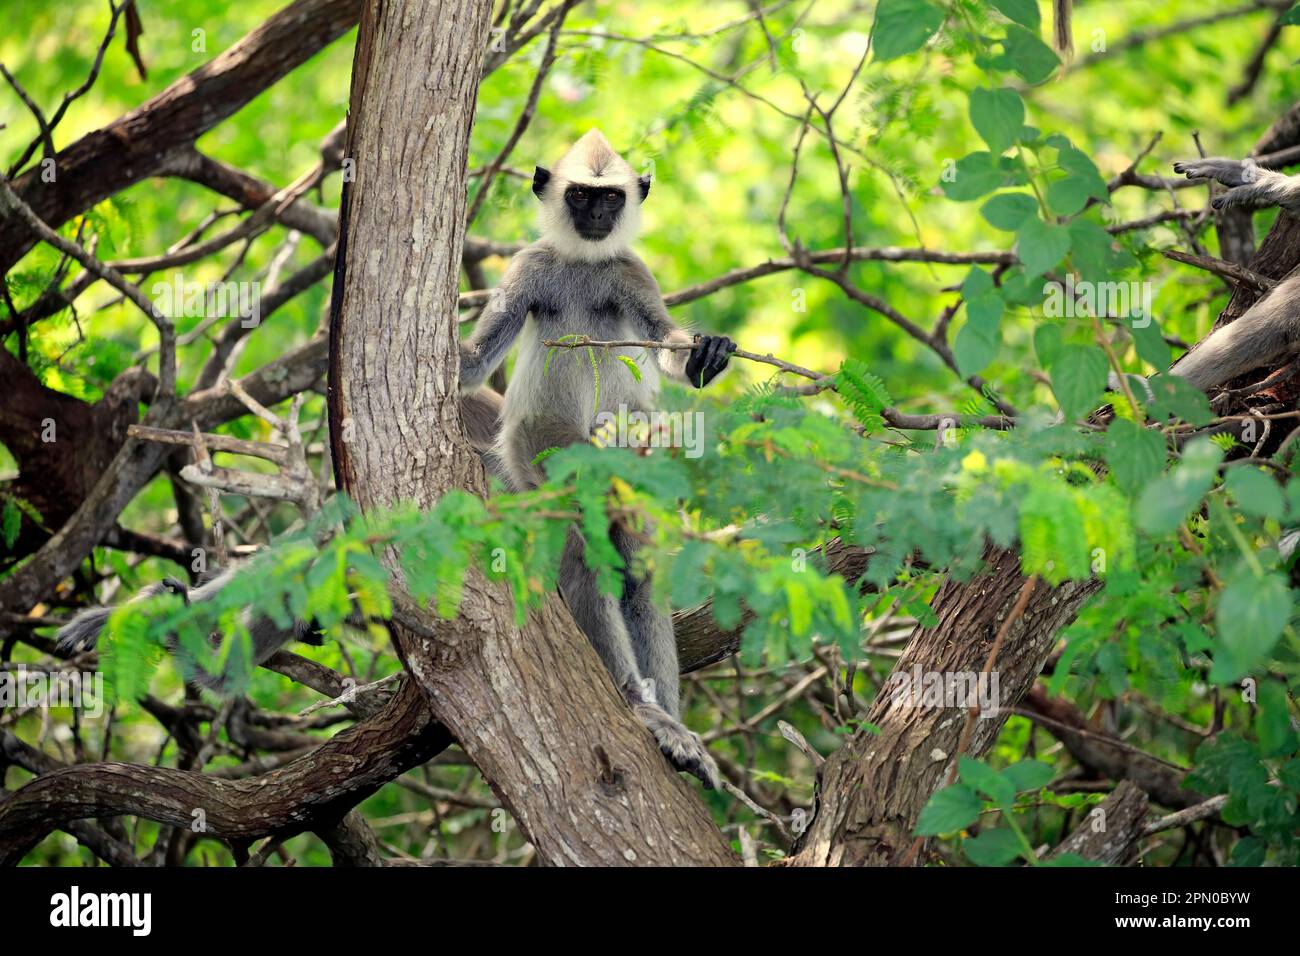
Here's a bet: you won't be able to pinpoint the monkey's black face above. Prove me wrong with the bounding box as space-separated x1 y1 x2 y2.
564 184 626 241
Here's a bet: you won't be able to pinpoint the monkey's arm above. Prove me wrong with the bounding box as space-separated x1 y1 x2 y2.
617 257 734 388
1174 158 1300 212
1171 272 1300 391
459 255 532 391
1166 158 1300 391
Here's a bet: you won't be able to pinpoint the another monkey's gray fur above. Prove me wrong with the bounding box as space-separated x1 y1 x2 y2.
1167 158 1300 392
55 566 323 692
461 129 730 788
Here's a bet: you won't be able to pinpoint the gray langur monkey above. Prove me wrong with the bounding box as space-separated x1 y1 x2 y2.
1166 157 1300 392
459 129 732 788
54 565 325 692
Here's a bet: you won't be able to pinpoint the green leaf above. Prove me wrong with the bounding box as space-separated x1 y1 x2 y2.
997 25 1060 84
941 152 1005 201
990 0 1041 30
1135 439 1223 535
1210 567 1291 684
959 756 1016 806
616 354 642 382
1130 319 1173 370
872 0 946 61
1050 343 1108 422
1224 468 1284 520
961 266 994 300
1145 373 1214 426
1001 759 1055 792
1033 323 1062 367
969 87 1025 154
954 290 1004 376
1105 420 1166 495
964 828 1023 866
1257 680 1299 758
1016 217 1071 277
1 497 20 549
981 192 1038 231
1047 174 1104 216
1282 3 1300 26
915 783 984 836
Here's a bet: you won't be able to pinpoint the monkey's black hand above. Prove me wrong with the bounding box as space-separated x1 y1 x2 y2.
684 334 735 389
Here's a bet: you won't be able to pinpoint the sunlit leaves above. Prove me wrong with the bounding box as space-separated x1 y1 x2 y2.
1211 565 1291 683
1049 343 1108 421
1104 420 1166 495
1135 439 1223 534
981 191 1038 230
872 0 945 61
1016 217 1071 277
969 87 1025 154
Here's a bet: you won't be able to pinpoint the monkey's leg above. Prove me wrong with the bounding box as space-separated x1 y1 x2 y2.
560 525 720 789
612 523 720 789
612 523 681 717
559 526 642 687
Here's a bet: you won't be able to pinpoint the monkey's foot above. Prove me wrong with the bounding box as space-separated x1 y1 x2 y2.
629 698 722 790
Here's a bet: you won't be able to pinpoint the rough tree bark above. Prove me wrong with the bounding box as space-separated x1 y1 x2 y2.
788 549 1101 866
325 0 734 866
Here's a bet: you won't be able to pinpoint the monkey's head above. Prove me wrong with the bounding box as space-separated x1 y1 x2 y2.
533 129 651 262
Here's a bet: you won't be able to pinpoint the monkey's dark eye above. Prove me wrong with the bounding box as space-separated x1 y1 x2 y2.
602 190 625 208
567 188 589 208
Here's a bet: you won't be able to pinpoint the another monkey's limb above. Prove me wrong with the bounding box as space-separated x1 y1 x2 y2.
1053 0 1073 59
1171 271 1300 391
1165 158 1300 391
1174 158 1300 212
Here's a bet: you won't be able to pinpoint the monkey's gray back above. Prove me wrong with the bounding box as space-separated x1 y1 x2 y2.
498 242 665 488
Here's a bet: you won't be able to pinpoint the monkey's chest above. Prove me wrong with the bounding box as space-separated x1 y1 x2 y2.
507 304 660 426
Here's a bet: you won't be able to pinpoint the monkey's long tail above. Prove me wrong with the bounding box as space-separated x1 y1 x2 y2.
1171 273 1300 392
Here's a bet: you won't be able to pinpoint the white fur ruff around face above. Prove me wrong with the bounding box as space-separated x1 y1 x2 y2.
538 129 644 262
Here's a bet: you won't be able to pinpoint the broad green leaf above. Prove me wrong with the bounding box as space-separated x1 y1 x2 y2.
964 828 1023 866
997 25 1060 84
1210 567 1291 683
959 756 1016 806
1135 439 1223 535
1224 468 1284 520
981 192 1038 230
969 87 1025 154
915 783 984 836
991 0 1041 30
873 0 946 61
1105 419 1166 495
1001 759 1055 792
941 151 1005 201
1016 217 1071 277
1033 323 1063 366
1050 343 1108 422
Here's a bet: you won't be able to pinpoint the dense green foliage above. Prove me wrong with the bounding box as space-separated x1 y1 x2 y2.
5 0 1300 865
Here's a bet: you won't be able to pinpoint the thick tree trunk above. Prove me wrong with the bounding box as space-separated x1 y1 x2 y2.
326 0 734 866
789 549 1100 866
